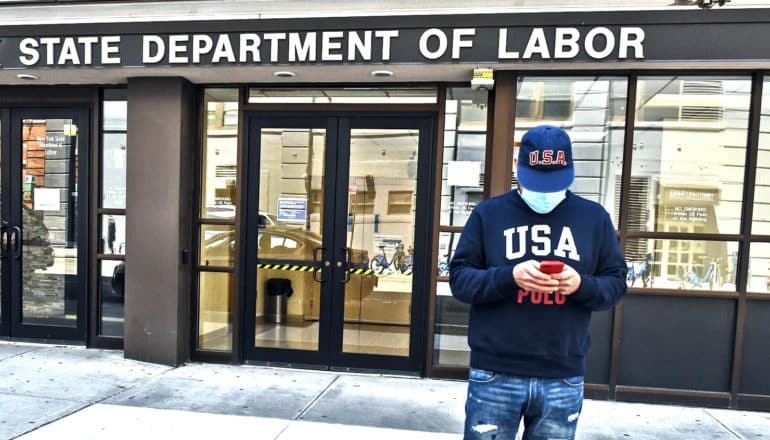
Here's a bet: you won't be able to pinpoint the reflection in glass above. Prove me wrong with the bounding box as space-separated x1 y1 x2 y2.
513 77 628 226
748 243 770 293
630 76 751 235
201 88 239 219
624 238 738 291
258 128 326 241
342 129 418 357
254 267 319 351
198 271 233 351
21 119 79 326
433 282 470 366
103 89 127 131
753 80 770 235
100 215 125 255
254 127 326 351
441 88 487 227
102 133 127 209
437 232 462 277
99 260 124 337
200 225 235 267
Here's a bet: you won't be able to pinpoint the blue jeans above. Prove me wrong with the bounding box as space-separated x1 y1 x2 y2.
464 368 584 440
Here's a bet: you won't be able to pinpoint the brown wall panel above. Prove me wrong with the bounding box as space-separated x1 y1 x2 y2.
124 77 196 366
618 295 735 393
739 300 770 395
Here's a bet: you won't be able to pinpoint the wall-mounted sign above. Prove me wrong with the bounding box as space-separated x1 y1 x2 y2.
0 11 767 69
34 188 60 211
661 187 720 206
4 26 645 69
447 161 482 187
36 134 69 149
664 205 709 224
276 197 307 223
373 234 402 253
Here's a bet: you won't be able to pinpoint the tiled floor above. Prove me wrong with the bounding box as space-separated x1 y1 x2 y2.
254 319 411 356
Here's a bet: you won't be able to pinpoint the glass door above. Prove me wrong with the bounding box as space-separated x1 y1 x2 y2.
243 116 338 365
329 116 432 372
5 109 89 341
243 113 434 372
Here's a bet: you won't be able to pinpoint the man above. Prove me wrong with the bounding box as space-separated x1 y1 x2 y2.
449 124 627 440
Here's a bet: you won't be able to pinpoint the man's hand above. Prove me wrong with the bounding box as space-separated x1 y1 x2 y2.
551 264 582 296
513 260 560 293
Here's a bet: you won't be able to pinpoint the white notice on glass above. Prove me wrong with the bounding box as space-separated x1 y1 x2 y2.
34 188 60 211
447 161 481 187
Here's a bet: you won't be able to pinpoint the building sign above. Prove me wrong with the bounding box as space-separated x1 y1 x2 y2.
373 234 402 253
665 206 709 224
276 197 307 223
3 27 645 69
661 186 719 225
0 11 767 69
661 187 720 207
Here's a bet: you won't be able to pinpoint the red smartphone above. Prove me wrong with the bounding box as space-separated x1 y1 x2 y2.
540 260 564 274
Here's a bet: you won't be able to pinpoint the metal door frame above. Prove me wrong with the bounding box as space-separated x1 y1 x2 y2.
240 111 436 373
3 107 90 342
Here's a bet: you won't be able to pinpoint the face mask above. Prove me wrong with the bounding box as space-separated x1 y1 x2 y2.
520 188 567 214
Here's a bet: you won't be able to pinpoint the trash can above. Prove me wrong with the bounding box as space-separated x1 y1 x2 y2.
265 278 293 323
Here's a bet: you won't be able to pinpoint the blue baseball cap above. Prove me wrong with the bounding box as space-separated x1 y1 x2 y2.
517 125 575 192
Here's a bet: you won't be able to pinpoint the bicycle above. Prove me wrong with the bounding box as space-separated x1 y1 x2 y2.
680 258 721 290
627 255 652 287
437 253 451 277
370 243 413 275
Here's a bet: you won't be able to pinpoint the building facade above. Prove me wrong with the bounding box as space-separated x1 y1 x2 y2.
0 0 768 411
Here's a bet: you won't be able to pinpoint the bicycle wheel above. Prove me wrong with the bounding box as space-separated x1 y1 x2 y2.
370 257 386 274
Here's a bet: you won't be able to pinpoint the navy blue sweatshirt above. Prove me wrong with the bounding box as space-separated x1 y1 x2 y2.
449 190 627 378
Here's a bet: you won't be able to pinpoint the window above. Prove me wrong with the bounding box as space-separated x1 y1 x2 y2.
197 88 239 352
387 190 413 215
433 87 489 367
516 79 574 121
97 88 127 338
201 89 239 220
747 78 770 294
513 76 628 227
441 88 487 227
627 75 751 291
753 79 770 235
637 79 725 123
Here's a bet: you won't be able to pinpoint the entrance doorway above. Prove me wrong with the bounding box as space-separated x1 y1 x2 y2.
241 113 435 372
0 108 89 342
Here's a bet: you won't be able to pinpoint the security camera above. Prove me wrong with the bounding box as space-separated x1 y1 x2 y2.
697 0 730 8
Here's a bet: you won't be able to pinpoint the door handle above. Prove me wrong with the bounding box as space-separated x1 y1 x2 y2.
0 221 8 258
312 246 326 283
10 226 21 260
340 247 352 284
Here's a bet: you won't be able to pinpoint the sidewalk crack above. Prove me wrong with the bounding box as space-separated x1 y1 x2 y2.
0 346 43 363
293 375 339 421
704 409 742 439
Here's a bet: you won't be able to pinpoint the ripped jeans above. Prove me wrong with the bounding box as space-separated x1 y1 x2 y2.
464 368 584 440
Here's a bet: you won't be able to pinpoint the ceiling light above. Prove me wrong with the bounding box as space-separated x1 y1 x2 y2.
17 73 39 80
371 70 394 78
274 71 295 78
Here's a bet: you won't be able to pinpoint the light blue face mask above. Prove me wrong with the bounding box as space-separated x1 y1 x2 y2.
520 188 567 214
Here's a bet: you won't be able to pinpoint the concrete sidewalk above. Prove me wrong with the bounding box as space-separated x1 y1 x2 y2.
1 341 768 439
